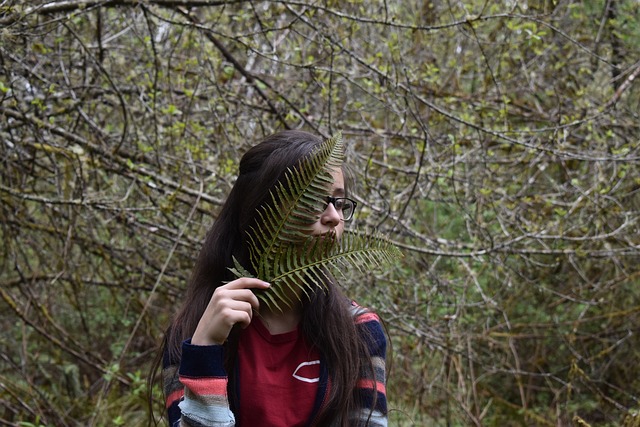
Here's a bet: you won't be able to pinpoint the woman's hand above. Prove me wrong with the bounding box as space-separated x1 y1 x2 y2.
191 278 270 345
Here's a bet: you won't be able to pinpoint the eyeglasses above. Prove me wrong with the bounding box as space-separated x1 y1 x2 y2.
325 196 357 221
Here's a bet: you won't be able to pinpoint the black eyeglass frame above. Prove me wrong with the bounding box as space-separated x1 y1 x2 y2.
325 196 358 221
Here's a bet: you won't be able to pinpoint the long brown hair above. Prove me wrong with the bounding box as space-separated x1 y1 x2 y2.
162 130 374 425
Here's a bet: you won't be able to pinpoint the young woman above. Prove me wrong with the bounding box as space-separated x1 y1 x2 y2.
161 130 388 426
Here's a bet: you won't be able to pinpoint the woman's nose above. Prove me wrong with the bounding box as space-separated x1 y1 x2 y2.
321 202 341 226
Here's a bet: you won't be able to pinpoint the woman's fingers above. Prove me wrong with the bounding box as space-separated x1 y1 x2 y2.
215 286 263 309
215 296 255 325
223 277 271 291
191 278 271 345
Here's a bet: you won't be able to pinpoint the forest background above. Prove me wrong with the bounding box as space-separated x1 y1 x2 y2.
1 0 639 426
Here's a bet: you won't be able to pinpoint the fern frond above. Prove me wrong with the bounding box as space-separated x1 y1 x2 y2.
247 133 344 277
229 132 402 312
258 230 402 311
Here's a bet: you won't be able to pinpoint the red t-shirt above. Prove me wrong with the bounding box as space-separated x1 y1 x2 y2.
237 318 320 426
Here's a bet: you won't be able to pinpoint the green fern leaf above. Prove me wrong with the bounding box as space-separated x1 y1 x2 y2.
231 132 402 311
229 255 254 279
259 230 401 311
247 132 343 266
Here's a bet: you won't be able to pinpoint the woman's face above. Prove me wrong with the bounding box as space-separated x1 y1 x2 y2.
309 168 346 240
